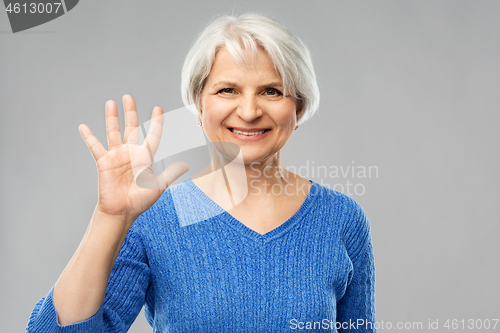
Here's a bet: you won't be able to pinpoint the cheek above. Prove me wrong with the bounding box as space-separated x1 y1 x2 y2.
211 97 236 111
274 105 298 127
201 101 229 128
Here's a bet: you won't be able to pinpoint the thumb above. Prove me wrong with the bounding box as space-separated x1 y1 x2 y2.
161 162 190 189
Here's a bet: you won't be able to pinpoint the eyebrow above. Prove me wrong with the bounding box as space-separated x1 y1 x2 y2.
210 81 284 89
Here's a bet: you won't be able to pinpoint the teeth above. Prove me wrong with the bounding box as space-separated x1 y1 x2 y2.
231 129 266 136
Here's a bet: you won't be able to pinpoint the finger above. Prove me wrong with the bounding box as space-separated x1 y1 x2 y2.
105 100 122 150
122 94 139 144
79 124 107 161
160 162 190 189
143 107 164 156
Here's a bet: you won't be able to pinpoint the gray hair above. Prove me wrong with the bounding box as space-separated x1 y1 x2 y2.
181 12 320 126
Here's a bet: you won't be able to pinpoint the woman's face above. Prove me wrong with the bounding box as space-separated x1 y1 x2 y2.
199 46 301 165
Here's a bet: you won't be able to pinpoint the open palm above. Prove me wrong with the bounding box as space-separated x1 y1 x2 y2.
78 95 189 223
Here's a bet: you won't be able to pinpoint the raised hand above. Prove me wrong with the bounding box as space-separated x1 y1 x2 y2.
78 94 189 225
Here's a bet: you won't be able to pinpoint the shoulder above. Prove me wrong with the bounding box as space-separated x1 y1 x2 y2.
311 181 367 220
311 181 370 242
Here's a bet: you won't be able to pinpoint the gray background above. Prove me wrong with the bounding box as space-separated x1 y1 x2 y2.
1 1 499 332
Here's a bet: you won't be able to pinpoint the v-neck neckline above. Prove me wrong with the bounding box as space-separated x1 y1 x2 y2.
185 177 319 243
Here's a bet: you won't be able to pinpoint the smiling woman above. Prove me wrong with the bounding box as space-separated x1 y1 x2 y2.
26 12 376 333
200 47 298 161
192 45 312 235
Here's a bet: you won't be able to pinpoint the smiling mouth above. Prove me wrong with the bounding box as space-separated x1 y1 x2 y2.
229 128 270 136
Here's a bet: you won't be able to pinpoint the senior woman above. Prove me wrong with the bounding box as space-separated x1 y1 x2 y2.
27 13 376 333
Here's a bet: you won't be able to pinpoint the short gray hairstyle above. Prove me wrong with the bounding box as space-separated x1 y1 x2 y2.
181 12 320 126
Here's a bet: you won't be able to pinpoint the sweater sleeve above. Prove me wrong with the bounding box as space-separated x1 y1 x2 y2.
336 199 376 333
26 227 151 333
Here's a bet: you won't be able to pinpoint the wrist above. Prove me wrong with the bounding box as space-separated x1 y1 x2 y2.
92 205 137 236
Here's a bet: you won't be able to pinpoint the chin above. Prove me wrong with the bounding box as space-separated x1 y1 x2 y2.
240 152 276 166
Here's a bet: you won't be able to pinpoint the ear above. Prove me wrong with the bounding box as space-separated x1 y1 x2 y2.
197 97 203 117
295 100 304 123
196 100 203 121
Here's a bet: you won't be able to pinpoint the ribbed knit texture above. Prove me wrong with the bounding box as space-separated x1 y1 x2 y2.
27 178 376 332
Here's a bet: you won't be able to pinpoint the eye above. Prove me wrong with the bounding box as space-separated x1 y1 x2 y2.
264 88 283 96
217 88 234 95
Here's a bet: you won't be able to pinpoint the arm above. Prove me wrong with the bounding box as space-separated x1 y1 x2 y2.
336 200 376 333
52 208 133 325
26 95 188 332
26 224 150 332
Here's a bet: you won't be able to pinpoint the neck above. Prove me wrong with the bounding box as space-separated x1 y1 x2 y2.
191 145 303 210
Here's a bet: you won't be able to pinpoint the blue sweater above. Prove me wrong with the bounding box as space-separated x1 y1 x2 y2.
27 178 376 332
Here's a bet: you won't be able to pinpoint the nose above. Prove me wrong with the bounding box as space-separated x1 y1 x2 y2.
235 94 262 123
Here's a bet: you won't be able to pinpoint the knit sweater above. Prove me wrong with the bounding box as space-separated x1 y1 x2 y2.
26 178 376 332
